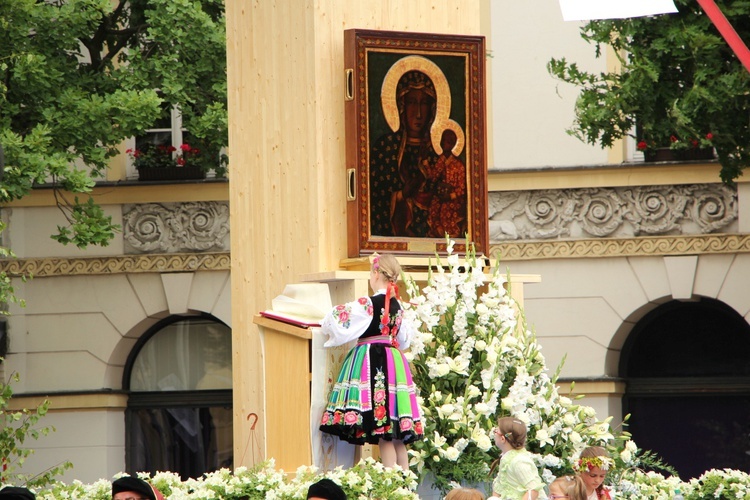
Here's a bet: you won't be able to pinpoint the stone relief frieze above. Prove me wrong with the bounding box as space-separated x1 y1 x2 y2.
488 184 737 243
123 202 230 254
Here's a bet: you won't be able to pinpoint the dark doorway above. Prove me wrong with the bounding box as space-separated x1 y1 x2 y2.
621 297 750 479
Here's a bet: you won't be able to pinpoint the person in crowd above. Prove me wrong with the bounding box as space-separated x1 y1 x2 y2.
307 478 347 500
0 486 35 499
112 476 165 500
318 253 423 470
573 446 614 500
548 475 585 500
490 416 547 500
445 486 486 499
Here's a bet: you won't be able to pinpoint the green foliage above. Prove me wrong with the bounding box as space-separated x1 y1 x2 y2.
52 197 118 248
548 0 750 183
0 0 228 247
684 469 750 499
0 370 71 488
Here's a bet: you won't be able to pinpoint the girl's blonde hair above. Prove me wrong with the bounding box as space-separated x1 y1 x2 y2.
444 487 485 500
372 253 401 283
496 416 527 449
549 476 586 500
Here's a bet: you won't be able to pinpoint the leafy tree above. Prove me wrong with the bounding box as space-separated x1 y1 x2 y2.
0 370 71 488
0 0 228 248
548 0 750 183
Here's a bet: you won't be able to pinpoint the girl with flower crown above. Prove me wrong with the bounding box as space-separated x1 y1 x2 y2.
572 446 614 500
318 253 424 470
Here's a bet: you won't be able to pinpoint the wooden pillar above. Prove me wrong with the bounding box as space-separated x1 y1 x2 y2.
226 0 482 468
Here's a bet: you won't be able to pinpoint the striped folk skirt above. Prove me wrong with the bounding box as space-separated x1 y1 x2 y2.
319 337 424 445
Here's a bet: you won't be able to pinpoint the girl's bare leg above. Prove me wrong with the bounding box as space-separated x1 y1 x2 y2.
379 439 397 468
394 440 409 471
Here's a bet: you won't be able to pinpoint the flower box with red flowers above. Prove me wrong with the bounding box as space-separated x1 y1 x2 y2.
637 133 716 163
128 143 207 181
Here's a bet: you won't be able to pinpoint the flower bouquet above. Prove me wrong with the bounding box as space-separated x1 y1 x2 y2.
401 239 637 493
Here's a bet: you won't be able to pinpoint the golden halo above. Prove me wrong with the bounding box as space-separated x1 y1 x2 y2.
433 119 465 157
380 55 452 140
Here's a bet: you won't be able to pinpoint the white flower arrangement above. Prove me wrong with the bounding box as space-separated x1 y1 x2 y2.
402 240 638 493
35 458 419 500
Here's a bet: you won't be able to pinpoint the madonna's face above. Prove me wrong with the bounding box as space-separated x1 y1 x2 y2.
403 88 433 138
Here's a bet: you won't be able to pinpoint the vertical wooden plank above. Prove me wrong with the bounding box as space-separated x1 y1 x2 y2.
227 0 481 468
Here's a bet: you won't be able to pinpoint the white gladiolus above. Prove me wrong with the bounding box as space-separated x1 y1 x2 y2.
403 239 634 492
466 385 481 399
473 402 491 415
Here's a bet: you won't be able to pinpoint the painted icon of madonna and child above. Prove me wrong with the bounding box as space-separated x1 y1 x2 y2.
368 55 469 240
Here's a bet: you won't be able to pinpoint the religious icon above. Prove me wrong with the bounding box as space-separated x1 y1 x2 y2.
344 29 488 257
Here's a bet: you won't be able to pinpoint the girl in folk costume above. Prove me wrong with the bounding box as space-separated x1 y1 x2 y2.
573 446 615 500
318 253 424 470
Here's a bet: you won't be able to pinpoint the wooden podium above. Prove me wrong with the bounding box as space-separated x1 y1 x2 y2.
254 268 541 472
253 314 315 472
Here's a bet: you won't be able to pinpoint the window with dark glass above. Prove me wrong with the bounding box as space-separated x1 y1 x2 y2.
124 316 232 479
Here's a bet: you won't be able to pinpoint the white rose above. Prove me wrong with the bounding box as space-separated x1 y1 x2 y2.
476 434 492 452
444 446 460 461
440 403 455 417
475 340 487 351
620 449 632 463
569 431 582 443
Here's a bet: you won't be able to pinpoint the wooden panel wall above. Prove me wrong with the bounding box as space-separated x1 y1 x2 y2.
226 0 482 468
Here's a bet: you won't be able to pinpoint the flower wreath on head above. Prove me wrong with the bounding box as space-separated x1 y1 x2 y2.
574 455 615 473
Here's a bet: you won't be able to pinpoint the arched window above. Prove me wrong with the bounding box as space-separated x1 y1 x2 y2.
124 316 232 479
621 297 750 479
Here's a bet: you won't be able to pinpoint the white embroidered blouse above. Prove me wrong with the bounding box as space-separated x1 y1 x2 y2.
320 289 415 349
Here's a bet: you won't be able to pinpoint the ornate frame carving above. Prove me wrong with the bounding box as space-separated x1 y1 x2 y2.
344 29 488 257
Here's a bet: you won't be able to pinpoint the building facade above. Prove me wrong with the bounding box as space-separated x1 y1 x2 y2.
2 0 748 484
